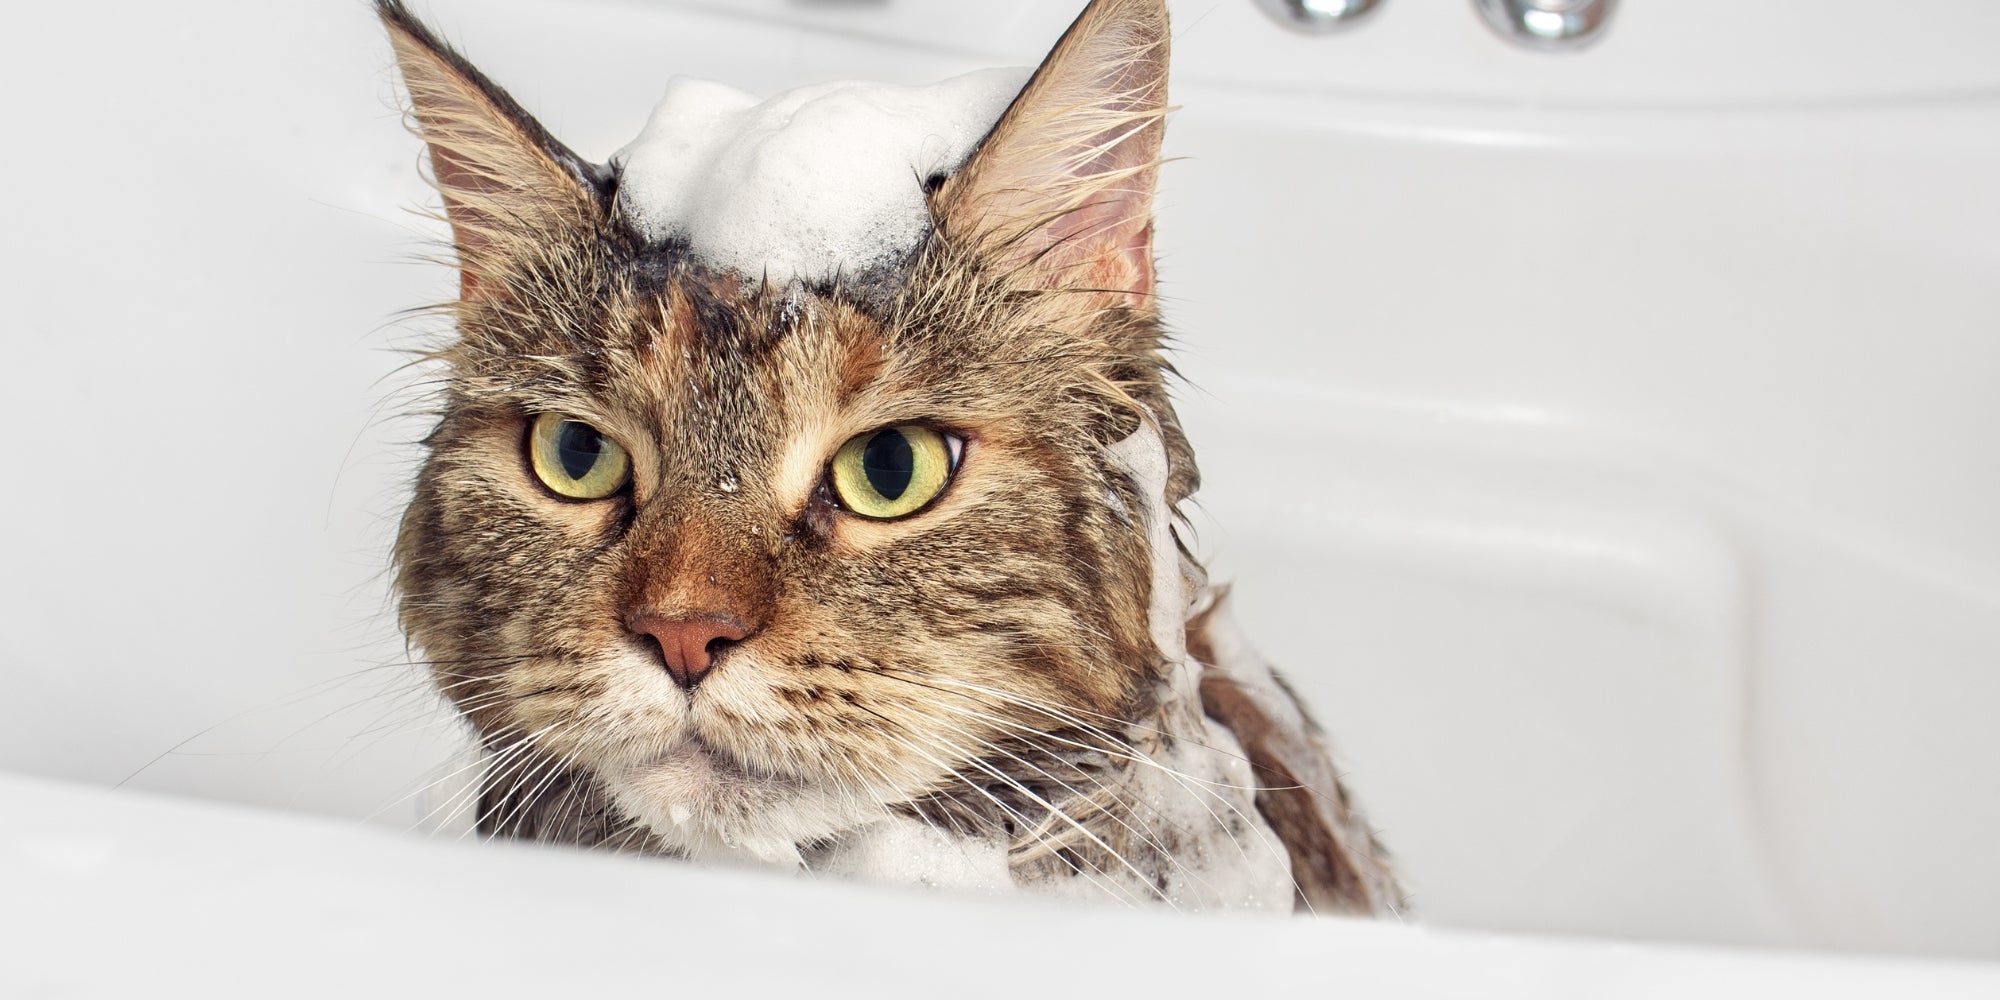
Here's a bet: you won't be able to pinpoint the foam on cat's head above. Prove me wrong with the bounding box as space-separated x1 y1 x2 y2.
611 69 1031 286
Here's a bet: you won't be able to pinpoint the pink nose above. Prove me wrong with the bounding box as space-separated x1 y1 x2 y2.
628 614 752 690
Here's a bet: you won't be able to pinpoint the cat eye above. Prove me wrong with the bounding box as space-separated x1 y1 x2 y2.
528 413 631 500
829 425 959 520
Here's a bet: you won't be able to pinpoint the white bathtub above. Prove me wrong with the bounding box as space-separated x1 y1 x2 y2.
1 0 1995 977
11 770 2000 998
1157 0 2000 957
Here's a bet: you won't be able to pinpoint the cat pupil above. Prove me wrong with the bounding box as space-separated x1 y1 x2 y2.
861 429 914 500
555 421 603 480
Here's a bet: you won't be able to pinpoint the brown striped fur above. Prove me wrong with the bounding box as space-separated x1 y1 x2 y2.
379 0 1401 912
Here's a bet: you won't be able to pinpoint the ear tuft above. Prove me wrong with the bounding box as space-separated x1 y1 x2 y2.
377 0 605 300
934 0 1170 313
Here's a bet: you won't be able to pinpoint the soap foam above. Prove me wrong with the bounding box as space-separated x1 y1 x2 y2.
612 68 1031 285
1096 415 1297 913
808 815 1012 893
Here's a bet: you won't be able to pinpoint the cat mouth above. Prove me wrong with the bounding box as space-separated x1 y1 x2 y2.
608 735 815 819
604 735 873 862
632 737 789 792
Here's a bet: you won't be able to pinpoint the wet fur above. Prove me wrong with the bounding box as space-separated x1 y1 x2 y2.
380 0 1400 911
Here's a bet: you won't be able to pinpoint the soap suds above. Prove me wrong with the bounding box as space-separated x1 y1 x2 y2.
1094 415 1297 913
807 816 1012 893
1101 415 1198 697
612 68 1030 285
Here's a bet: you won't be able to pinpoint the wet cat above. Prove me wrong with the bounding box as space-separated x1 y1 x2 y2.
379 0 1400 913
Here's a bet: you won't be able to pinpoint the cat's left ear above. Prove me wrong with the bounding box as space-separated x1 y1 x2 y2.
377 0 607 301
933 0 1170 314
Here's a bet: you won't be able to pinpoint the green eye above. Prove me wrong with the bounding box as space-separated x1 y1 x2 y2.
528 413 631 500
830 425 957 520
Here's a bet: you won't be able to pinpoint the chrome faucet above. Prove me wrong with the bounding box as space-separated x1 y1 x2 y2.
1251 0 1384 34
1253 0 1616 50
1474 0 1616 49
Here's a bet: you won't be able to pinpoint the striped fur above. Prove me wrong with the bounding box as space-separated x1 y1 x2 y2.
379 0 1401 912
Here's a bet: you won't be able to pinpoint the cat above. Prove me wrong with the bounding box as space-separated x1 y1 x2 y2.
378 0 1401 914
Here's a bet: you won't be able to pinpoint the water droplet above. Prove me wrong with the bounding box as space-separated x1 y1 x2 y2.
717 474 739 493
707 574 717 585
750 525 762 535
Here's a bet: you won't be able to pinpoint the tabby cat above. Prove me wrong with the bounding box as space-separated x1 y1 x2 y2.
379 0 1401 913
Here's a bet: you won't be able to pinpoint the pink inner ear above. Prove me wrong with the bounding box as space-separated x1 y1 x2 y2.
1040 182 1158 311
425 145 511 301
939 0 1170 312
1045 14 1167 310
1120 220 1157 307
385 13 599 306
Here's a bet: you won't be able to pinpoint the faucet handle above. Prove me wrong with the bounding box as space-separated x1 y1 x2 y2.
1252 0 1384 35
1474 0 1616 50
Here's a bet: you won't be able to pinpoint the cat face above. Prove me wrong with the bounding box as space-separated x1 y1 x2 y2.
381 0 1196 859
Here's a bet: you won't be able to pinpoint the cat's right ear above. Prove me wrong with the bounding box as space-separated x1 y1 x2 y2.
932 0 1169 314
377 1 606 301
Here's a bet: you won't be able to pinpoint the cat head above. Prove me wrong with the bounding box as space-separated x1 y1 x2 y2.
381 0 1200 859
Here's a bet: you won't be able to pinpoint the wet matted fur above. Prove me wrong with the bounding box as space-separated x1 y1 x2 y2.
378 0 1402 913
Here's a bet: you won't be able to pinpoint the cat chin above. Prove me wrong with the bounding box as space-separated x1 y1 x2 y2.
600 743 886 867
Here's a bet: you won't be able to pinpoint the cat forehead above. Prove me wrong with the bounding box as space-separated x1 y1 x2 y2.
575 279 899 418
609 68 1030 289
548 276 1070 469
